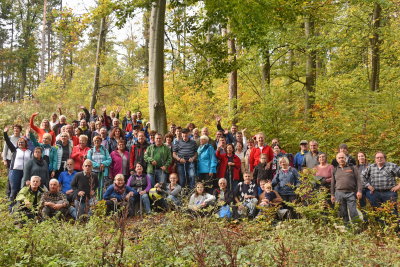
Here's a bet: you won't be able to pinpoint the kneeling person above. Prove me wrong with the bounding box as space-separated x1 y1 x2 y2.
15 176 45 219
40 179 71 219
103 174 137 215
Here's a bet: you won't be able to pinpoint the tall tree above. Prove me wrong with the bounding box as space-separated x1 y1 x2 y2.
148 0 167 134
369 2 381 91
304 15 316 114
40 0 47 82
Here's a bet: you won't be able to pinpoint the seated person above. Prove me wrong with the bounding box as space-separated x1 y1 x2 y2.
14 176 45 219
212 178 234 218
257 179 267 196
126 163 152 215
103 174 137 216
259 182 282 207
58 159 77 202
40 179 72 219
187 182 216 216
150 173 182 211
234 172 258 218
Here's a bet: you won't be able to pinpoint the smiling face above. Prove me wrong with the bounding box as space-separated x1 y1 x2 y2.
357 152 366 164
169 174 178 185
114 175 125 187
218 179 227 190
135 163 143 174
196 183 204 194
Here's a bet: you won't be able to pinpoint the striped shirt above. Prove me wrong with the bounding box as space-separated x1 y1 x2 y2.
362 162 400 190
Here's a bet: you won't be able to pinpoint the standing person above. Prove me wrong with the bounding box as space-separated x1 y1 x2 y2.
129 131 149 174
3 127 31 201
234 172 258 218
314 153 334 188
356 152 369 208
173 128 198 189
110 140 130 182
71 159 99 218
70 135 90 172
235 141 246 176
196 135 217 192
293 140 308 171
127 163 152 215
272 157 299 203
331 144 356 167
22 147 50 189
216 144 241 192
29 131 58 178
302 140 323 169
253 154 270 184
107 127 125 154
244 139 255 173
58 159 77 202
362 152 400 208
29 112 56 145
216 116 238 144
249 132 274 172
144 133 172 186
86 136 112 200
122 110 132 130
331 152 362 223
55 132 73 177
2 124 22 169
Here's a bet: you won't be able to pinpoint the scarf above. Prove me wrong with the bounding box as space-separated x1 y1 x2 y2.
33 157 44 166
114 184 126 195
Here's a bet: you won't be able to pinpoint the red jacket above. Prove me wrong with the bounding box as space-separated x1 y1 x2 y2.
30 115 56 146
216 150 241 181
70 145 90 171
249 145 274 172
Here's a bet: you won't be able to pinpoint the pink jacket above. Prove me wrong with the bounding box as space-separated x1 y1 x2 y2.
110 150 130 179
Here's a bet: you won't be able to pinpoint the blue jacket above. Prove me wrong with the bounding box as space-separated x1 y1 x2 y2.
103 184 138 201
293 151 307 170
87 146 112 177
58 170 77 193
197 144 217 174
272 167 300 196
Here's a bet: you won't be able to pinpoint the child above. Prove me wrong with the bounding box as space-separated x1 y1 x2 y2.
187 182 216 215
253 154 270 184
260 183 277 207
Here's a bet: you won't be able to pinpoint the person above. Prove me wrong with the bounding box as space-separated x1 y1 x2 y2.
173 128 198 189
235 141 246 174
144 133 172 186
259 183 282 207
244 138 255 173
150 173 183 211
196 135 217 192
331 144 356 167
314 153 334 188
331 152 362 223
169 123 176 136
234 172 258 218
40 179 71 219
90 108 98 122
110 140 130 182
54 115 67 135
107 127 125 154
302 140 323 169
70 135 90 171
216 116 238 144
249 132 274 172
253 154 270 184
293 140 308 171
216 143 241 189
71 159 99 218
129 131 149 174
187 182 216 216
49 112 59 130
172 126 182 145
271 145 287 178
164 133 176 173
165 173 182 206
272 157 299 203
200 127 215 147
79 119 92 147
213 178 234 218
127 163 152 214
2 124 22 169
22 147 50 189
362 152 400 208
58 159 77 202
122 110 132 131
87 136 112 200
3 126 31 201
191 128 200 145
14 176 45 219
55 132 73 176
356 152 369 208
29 112 56 145
103 174 137 216
29 131 58 178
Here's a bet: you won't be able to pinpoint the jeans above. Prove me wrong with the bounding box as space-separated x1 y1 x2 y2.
135 193 151 214
335 191 359 222
149 169 168 187
366 190 397 208
8 169 23 201
74 197 95 219
167 195 181 206
177 162 196 189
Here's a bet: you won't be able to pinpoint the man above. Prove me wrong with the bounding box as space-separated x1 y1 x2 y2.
79 119 91 147
129 131 149 173
216 116 238 144
213 130 225 150
331 144 356 167
172 126 182 145
169 124 176 135
58 159 77 202
302 140 323 169
110 118 120 132
90 108 98 122
293 140 308 171
234 129 247 148
201 127 215 146
249 132 274 172
331 152 362 223
15 176 45 219
54 115 67 135
71 159 99 218
144 133 172 186
40 179 71 219
362 152 400 208
122 110 132 130
173 128 198 188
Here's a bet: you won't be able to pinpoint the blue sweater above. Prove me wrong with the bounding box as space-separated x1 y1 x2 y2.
272 167 300 196
103 184 137 201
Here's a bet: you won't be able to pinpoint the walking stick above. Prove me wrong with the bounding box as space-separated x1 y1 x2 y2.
77 195 83 219
139 193 143 219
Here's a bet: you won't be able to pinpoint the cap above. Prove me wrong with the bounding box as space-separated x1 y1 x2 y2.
299 140 308 145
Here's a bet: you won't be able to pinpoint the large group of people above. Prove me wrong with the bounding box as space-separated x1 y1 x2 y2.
2 107 400 223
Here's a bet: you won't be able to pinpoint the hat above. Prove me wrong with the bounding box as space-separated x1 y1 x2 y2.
299 140 308 145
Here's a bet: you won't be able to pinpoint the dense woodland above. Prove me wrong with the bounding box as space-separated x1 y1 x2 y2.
1 0 400 158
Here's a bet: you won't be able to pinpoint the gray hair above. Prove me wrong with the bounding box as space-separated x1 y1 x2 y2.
199 135 209 142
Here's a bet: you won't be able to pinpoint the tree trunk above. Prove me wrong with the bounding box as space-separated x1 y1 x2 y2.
369 3 381 91
90 16 107 110
304 16 316 114
143 8 151 78
228 33 238 123
148 0 167 134
40 0 47 82
261 48 271 96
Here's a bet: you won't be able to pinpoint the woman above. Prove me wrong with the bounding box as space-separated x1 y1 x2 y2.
22 147 49 189
4 127 32 200
244 139 255 173
216 143 241 191
127 163 152 214
87 136 112 200
272 157 299 202
164 133 175 173
235 141 246 175
55 132 73 176
197 135 217 192
103 174 136 215
271 145 286 178
150 173 182 210
357 151 369 208
71 135 90 171
107 127 125 154
110 140 130 182
29 112 56 145
188 182 216 215
29 131 58 178
314 153 334 188
165 173 182 206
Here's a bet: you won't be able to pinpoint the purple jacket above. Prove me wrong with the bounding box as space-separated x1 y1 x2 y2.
126 174 152 193
110 150 130 179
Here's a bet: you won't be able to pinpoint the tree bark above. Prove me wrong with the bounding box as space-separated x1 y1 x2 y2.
143 8 150 78
369 3 381 91
90 16 107 110
261 48 271 96
40 0 47 82
304 16 316 114
228 33 238 123
148 0 167 134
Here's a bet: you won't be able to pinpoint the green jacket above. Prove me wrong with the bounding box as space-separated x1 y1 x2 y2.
15 186 46 212
144 144 172 174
